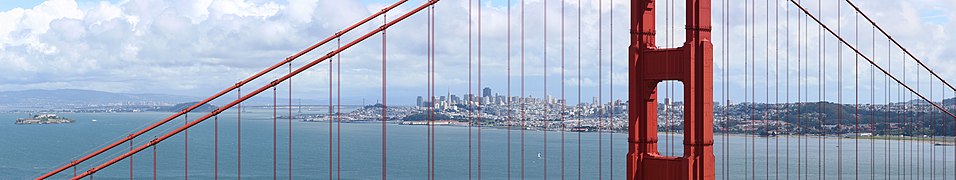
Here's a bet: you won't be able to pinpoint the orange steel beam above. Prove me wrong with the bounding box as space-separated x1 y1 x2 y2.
37 0 410 179
68 1 439 179
627 0 714 179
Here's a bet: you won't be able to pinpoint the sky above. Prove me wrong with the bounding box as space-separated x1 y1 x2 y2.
0 0 954 105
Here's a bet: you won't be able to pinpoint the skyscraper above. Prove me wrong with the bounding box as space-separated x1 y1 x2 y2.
417 96 424 107
482 87 492 98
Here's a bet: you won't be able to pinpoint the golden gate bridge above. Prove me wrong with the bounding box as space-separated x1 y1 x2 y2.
35 0 956 179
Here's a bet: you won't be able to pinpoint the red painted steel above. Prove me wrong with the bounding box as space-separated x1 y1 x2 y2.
627 0 715 179
65 1 439 179
36 1 410 179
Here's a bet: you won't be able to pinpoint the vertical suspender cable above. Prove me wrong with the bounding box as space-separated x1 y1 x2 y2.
129 137 133 180
854 9 860 179
185 111 189 179
576 0 581 178
749 0 756 177
542 0 549 177
721 0 729 177
521 0 527 178
468 0 474 178
214 115 218 180
898 48 903 178
718 0 724 177
507 0 513 178
428 5 434 179
329 36 334 180
336 37 342 180
608 0 614 177
478 0 484 178
429 5 436 179
669 0 675 159
884 38 890 179
669 0 675 158
430 6 437 179
598 0 604 177
381 14 388 180
837 1 844 177
152 140 156 180
870 24 876 180
553 0 569 177
905 49 911 179
663 0 670 157
237 87 242 179
816 1 827 179
817 1 826 177
744 0 750 177
288 59 293 179
795 0 803 177
798 0 810 178
917 54 922 179
273 86 278 180
772 0 782 176
764 0 771 177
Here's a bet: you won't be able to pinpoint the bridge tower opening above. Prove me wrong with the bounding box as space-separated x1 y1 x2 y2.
627 0 714 179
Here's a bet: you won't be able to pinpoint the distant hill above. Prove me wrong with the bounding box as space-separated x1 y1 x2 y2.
157 102 219 112
0 89 199 106
0 89 327 109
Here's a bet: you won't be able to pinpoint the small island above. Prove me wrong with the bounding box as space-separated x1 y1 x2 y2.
15 114 74 125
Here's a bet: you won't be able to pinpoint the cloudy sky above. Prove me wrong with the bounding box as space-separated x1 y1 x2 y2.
0 0 954 105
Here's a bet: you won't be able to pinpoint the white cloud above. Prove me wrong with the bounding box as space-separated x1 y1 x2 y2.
0 0 953 105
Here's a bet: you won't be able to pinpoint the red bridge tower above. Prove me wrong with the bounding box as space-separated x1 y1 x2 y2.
627 0 714 179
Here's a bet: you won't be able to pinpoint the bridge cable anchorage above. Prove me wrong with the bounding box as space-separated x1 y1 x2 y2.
65 1 439 179
34 1 413 179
